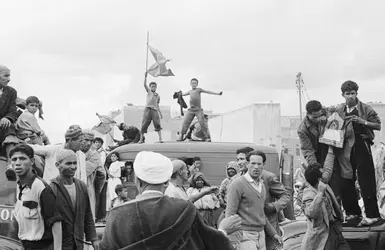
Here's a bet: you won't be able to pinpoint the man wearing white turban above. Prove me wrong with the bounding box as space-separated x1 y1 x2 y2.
100 151 242 250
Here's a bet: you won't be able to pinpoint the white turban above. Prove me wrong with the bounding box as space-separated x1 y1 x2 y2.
134 151 173 184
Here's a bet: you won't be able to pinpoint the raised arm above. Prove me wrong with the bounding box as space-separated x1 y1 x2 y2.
181 90 190 96
143 72 150 92
321 146 335 183
201 89 223 95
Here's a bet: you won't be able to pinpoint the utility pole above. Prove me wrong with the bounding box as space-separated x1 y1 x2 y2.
296 72 304 120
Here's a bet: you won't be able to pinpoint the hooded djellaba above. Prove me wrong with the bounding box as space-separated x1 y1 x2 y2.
219 161 239 206
187 172 220 227
100 151 235 250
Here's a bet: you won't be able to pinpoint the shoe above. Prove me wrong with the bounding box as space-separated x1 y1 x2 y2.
205 138 211 142
345 214 361 221
358 217 381 227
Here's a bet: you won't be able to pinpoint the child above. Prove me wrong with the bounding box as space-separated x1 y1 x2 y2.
110 184 129 209
106 152 122 210
121 161 134 183
177 78 222 142
139 72 163 143
15 96 44 145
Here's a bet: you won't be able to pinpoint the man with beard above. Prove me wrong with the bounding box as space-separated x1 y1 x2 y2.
81 129 106 222
334 81 381 226
100 151 240 250
0 65 19 163
50 149 99 250
165 159 218 202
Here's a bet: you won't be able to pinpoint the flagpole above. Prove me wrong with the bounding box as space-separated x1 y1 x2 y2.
145 31 150 72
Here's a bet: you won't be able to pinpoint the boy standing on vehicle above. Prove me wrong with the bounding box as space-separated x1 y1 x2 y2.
139 72 163 143
334 80 381 226
177 78 222 142
297 100 328 167
11 144 63 250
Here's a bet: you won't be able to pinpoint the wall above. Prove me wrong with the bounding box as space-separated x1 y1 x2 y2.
208 103 281 152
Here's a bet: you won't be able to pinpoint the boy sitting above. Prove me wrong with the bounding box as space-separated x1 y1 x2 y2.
177 78 222 142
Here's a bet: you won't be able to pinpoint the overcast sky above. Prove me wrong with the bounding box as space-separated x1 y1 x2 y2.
2 0 385 143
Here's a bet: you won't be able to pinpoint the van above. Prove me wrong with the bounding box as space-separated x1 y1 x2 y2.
112 141 280 186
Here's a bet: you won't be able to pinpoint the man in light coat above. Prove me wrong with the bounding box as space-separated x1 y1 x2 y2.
301 163 350 250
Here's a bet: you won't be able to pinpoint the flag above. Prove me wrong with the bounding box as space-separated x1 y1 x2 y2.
147 46 174 77
92 122 112 135
96 113 116 124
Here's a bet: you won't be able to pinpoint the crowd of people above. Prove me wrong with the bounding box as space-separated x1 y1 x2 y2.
1 60 381 250
6 119 292 250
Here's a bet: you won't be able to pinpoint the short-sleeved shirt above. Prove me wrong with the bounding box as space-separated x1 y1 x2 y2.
146 91 160 110
189 88 203 110
14 175 62 249
165 182 188 200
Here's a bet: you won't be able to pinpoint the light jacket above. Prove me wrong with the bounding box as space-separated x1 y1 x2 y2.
301 183 343 250
297 116 328 166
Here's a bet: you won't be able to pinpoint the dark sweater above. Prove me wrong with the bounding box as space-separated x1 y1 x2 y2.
50 177 97 250
100 193 234 250
226 175 276 236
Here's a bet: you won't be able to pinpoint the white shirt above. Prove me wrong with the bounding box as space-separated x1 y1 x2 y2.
30 144 63 183
165 182 189 200
244 172 263 193
346 103 359 113
31 144 87 184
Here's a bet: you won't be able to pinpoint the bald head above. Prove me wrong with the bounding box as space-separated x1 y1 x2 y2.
0 65 10 86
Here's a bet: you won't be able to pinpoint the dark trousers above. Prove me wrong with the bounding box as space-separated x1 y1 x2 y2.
96 181 107 220
140 107 162 133
324 222 351 250
341 136 380 218
181 109 208 138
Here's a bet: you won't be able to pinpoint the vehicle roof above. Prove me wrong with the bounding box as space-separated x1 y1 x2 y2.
112 141 278 160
